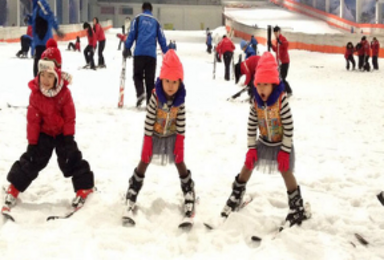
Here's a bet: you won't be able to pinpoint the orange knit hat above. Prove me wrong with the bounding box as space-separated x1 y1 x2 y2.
253 52 280 86
159 50 184 81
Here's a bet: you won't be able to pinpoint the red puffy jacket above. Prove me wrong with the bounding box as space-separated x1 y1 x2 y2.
344 47 355 59
94 23 106 42
27 78 75 145
371 40 380 56
87 28 97 48
361 40 370 56
271 34 290 64
217 37 235 57
240 55 260 86
75 41 81 52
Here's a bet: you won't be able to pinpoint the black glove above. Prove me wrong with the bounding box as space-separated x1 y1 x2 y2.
56 29 65 38
123 48 132 59
27 144 39 162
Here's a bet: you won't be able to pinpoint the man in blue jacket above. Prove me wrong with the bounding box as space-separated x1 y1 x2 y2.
30 0 64 76
123 2 168 107
250 35 258 54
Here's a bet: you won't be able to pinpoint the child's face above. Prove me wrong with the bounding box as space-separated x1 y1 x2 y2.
162 79 180 97
256 83 273 101
40 71 56 90
93 18 97 24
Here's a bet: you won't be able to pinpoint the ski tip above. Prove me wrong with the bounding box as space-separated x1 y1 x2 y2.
354 233 369 246
203 223 214 230
46 216 59 221
2 213 15 222
251 235 262 242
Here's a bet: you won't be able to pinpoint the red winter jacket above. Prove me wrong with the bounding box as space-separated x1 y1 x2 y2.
87 28 97 48
27 78 75 145
94 23 106 42
75 41 81 52
344 47 355 59
271 34 290 64
217 37 235 58
371 40 380 56
27 26 33 37
240 55 260 86
361 40 370 56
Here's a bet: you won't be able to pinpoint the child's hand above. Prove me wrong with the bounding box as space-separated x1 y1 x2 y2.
277 151 290 172
174 134 184 164
244 149 257 170
141 135 153 163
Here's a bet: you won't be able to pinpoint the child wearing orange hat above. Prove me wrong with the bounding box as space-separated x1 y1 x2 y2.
2 39 95 220
221 52 309 229
123 50 195 227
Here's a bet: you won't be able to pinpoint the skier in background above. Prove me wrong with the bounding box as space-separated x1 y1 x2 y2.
67 36 81 52
206 32 213 54
240 40 256 59
29 0 64 77
269 26 292 96
250 35 258 54
234 55 261 100
123 2 168 107
360 36 371 72
371 37 380 70
216 35 235 81
93 17 106 68
16 16 34 58
83 22 97 70
344 42 355 70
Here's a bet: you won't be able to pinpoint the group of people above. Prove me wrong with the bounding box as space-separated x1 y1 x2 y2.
344 36 380 71
2 2 313 230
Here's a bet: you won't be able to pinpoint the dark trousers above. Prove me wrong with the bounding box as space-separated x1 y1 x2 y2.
67 42 76 51
133 56 157 104
223 51 233 81
363 56 370 71
372 55 379 70
33 45 46 77
207 44 212 54
252 44 257 54
358 55 364 70
7 133 94 193
280 63 292 94
97 40 106 66
84 45 95 68
346 55 355 70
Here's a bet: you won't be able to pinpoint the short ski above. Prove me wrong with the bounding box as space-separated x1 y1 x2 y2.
1 205 15 222
46 206 82 221
251 202 312 242
204 195 253 230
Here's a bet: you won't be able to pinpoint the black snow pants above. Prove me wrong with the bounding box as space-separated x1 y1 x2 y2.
133 56 157 105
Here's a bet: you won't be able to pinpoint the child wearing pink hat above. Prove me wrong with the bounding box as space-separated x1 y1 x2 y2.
221 52 309 229
123 50 195 227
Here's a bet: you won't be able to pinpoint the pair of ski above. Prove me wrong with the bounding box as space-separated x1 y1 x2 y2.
122 198 197 230
1 203 84 222
203 195 312 242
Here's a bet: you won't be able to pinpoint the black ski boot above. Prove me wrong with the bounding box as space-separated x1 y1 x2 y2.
126 168 144 204
285 186 306 227
221 174 246 218
180 171 195 218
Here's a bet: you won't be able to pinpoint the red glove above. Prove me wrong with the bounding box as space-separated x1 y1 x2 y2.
244 149 258 170
141 135 153 163
174 134 184 164
277 151 290 172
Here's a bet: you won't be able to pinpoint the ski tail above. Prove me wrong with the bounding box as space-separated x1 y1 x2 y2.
118 57 127 108
267 25 272 52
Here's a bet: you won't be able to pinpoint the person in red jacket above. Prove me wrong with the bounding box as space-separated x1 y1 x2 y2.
216 35 236 81
82 22 97 70
93 17 106 68
360 36 371 71
344 42 355 70
122 50 196 227
67 36 81 52
371 37 380 70
2 39 95 216
234 55 261 100
268 26 292 96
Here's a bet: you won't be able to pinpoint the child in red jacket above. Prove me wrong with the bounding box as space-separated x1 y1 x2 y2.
344 42 355 70
2 39 95 218
221 52 310 230
93 17 106 68
83 22 97 70
122 50 196 227
67 36 81 52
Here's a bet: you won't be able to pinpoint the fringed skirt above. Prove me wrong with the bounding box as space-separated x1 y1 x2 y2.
151 134 176 165
254 141 295 173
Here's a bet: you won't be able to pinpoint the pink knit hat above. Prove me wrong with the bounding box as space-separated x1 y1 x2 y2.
253 52 280 86
159 50 184 81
